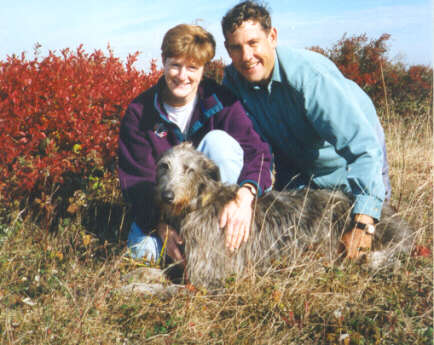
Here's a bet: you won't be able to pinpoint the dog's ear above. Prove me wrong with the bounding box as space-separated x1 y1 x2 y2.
180 142 194 150
203 161 221 182
208 165 221 182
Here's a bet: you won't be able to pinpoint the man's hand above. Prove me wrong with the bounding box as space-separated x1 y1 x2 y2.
341 214 374 259
219 184 255 252
157 223 185 266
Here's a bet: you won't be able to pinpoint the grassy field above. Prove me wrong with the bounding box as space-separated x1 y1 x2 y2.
0 109 432 345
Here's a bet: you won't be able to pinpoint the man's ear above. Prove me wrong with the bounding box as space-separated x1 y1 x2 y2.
224 40 230 53
268 27 278 49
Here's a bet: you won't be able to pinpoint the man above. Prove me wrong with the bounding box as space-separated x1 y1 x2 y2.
221 1 392 258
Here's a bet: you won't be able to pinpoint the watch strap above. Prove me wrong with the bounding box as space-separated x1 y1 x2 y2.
351 221 375 234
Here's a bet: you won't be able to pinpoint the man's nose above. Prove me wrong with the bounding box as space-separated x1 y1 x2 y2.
242 46 253 61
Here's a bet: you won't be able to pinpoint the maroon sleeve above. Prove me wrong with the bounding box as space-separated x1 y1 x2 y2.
118 95 158 231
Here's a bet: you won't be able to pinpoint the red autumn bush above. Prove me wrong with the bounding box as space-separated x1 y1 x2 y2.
310 33 433 115
0 34 432 209
384 63 433 115
204 58 226 84
0 45 162 202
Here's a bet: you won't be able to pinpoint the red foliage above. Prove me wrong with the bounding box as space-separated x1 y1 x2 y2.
0 37 432 205
204 58 226 84
0 45 162 200
309 33 433 115
384 66 432 116
412 245 432 258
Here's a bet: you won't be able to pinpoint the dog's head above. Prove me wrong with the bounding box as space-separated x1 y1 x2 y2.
155 142 221 217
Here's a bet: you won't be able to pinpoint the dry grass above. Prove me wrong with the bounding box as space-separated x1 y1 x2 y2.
0 110 432 345
384 111 433 233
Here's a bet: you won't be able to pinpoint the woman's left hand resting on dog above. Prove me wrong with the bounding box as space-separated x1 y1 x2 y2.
219 184 256 252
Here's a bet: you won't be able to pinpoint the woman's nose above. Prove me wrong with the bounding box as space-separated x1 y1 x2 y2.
177 66 187 79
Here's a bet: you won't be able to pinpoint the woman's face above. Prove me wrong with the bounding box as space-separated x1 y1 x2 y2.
162 56 204 106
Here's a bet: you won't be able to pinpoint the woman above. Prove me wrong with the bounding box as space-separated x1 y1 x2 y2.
118 24 272 263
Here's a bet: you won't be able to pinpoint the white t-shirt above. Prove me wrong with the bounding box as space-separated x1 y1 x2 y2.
163 95 198 135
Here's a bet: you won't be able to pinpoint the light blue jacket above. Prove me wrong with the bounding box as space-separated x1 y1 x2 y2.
223 47 387 220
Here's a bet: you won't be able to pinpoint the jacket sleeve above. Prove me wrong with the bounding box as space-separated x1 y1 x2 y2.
118 99 158 232
215 89 273 195
302 73 385 220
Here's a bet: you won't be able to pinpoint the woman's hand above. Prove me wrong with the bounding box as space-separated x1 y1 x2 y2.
219 185 255 252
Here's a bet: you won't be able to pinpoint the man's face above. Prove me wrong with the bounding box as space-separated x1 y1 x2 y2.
225 20 277 85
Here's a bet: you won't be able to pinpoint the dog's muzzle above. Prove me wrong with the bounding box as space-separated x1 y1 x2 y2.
161 190 175 203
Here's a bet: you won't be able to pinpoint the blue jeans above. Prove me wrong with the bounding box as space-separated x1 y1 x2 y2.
127 130 244 260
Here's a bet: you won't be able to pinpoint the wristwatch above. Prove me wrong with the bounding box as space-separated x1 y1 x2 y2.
242 184 257 197
352 221 376 235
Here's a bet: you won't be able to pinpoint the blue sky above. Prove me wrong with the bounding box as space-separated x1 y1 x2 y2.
1 0 432 70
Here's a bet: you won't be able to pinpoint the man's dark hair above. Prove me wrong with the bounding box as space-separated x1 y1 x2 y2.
221 1 272 38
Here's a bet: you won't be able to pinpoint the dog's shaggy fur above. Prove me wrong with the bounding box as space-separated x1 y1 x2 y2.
155 142 414 288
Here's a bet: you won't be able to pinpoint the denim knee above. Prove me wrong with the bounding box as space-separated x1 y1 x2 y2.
197 130 243 184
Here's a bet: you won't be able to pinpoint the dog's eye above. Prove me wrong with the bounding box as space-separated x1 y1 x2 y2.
157 162 169 174
183 164 193 174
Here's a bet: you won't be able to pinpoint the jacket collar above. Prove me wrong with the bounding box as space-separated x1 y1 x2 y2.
230 51 282 93
152 77 224 137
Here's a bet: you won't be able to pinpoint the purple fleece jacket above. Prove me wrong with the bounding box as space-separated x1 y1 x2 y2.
118 77 272 232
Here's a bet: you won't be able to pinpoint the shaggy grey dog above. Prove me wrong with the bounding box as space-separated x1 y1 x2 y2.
155 143 413 288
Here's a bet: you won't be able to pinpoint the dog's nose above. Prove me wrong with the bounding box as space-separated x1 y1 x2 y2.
161 190 175 203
